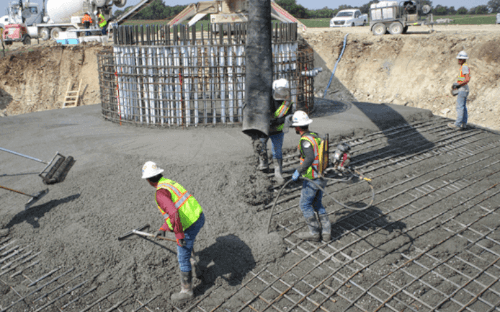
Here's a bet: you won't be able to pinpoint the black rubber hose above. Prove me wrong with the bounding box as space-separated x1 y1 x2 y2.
267 173 375 234
242 0 273 139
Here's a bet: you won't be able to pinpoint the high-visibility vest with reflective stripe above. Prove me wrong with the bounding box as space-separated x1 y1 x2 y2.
82 15 92 23
98 13 107 28
298 133 321 180
457 63 469 83
155 177 203 231
273 101 292 132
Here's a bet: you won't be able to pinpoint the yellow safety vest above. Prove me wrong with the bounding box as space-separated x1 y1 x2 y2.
155 177 203 231
298 132 321 180
98 13 107 28
273 101 292 132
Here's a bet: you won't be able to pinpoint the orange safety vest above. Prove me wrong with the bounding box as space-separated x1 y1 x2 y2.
298 132 321 180
457 63 470 84
82 15 93 23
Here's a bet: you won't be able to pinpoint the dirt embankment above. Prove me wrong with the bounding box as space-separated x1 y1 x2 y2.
303 27 500 130
0 43 104 116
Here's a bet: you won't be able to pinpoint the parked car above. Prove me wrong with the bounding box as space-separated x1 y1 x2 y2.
330 9 368 27
497 13 500 24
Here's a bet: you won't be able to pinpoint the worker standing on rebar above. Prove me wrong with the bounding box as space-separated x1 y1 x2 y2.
257 78 294 185
289 111 331 242
82 13 92 36
142 161 205 303
448 51 471 130
98 11 107 35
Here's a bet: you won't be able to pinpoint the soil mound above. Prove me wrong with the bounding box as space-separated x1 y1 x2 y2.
304 28 500 131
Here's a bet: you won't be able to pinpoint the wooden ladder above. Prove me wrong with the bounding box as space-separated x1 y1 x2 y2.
62 80 82 108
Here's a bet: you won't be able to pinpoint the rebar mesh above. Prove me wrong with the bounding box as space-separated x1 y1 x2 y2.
98 23 314 127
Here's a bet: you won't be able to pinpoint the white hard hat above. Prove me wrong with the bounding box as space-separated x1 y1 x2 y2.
291 110 313 127
273 78 290 100
456 51 468 60
141 161 164 179
272 78 289 90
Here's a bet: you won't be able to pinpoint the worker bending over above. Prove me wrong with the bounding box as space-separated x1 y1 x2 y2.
290 111 331 242
142 161 205 303
258 78 294 185
449 51 471 130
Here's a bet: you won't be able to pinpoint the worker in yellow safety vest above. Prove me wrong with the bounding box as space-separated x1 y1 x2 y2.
142 161 205 303
257 78 294 185
289 111 331 242
448 51 471 130
98 11 107 35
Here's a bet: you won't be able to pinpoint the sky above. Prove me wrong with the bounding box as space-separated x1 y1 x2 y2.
0 0 492 17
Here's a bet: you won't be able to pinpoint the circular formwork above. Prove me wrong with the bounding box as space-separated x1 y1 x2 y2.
97 23 315 128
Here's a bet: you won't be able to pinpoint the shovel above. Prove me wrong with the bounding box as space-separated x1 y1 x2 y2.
0 184 48 210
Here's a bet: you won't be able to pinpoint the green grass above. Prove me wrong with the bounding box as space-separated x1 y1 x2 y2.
441 14 496 25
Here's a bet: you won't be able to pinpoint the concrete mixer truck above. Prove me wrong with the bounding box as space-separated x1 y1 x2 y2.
2 0 127 43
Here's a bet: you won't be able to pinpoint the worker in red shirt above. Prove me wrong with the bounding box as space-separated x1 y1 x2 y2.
142 161 205 303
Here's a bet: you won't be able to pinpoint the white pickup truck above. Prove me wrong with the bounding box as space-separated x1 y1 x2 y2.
497 13 500 24
330 9 368 27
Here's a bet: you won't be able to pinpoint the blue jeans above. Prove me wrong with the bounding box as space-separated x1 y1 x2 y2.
260 132 285 160
178 213 205 272
299 178 327 220
455 91 468 127
101 24 108 35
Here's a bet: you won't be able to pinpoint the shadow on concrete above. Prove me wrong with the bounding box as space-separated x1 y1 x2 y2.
194 234 255 295
4 193 81 229
308 40 435 163
331 205 413 253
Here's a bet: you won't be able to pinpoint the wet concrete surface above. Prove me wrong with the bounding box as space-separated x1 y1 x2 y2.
1 101 499 311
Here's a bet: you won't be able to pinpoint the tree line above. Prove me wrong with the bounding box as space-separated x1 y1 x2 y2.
113 0 500 20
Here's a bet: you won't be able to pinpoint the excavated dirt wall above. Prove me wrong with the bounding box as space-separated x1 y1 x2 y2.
303 26 500 130
0 43 103 116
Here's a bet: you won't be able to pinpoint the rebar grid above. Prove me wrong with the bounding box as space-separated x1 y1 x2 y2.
98 23 315 127
177 122 500 312
0 240 130 312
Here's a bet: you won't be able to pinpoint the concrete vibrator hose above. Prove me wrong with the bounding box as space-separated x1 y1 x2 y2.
267 170 375 234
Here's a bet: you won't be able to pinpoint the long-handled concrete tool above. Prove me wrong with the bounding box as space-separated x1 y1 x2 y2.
0 148 75 185
0 184 48 210
119 224 202 277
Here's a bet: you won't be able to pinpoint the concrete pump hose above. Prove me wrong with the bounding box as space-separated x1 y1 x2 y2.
267 173 375 234
323 33 349 98
242 0 273 139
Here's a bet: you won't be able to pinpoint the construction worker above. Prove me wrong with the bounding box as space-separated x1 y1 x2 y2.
448 51 471 130
142 161 205 303
82 13 92 36
290 111 331 242
98 11 107 35
257 78 294 185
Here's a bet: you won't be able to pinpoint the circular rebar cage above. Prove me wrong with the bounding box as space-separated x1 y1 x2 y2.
98 23 314 127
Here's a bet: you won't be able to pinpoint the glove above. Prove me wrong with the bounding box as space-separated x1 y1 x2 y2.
291 170 300 181
176 238 186 247
155 230 166 238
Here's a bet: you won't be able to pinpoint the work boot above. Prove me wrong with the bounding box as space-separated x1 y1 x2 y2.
274 159 285 185
319 214 332 242
257 153 269 171
171 271 194 303
296 216 321 242
448 123 461 130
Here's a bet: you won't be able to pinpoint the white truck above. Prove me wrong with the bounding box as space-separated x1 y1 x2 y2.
1 0 127 41
330 9 368 27
497 13 500 24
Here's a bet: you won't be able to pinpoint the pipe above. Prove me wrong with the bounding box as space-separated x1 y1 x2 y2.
323 33 348 99
242 0 273 138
